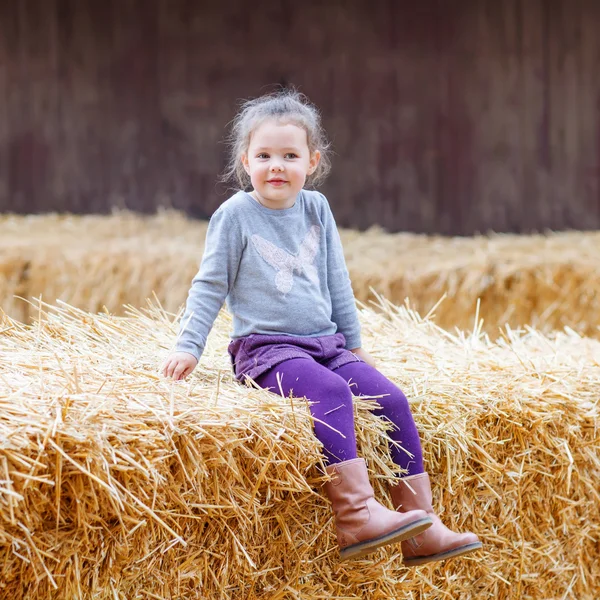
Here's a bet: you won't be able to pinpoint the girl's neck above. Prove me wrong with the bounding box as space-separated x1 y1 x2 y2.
249 190 296 210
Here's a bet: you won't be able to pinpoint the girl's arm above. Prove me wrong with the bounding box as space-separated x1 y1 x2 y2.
175 206 243 362
320 195 362 351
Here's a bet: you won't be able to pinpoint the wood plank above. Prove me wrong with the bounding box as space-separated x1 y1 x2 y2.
577 0 600 226
0 0 13 210
6 1 32 213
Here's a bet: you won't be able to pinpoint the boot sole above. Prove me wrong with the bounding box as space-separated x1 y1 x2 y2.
403 541 483 566
339 517 433 561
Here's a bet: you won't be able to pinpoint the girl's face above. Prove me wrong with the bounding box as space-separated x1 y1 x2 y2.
242 120 320 209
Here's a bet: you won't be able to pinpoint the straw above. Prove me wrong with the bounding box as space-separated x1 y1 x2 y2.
1 297 598 599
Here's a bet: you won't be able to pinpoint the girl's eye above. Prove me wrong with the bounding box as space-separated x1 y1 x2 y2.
257 153 269 159
285 153 298 159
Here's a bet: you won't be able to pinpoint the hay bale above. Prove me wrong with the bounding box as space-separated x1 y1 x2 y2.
2 212 600 336
0 212 201 324
1 299 598 599
345 228 600 338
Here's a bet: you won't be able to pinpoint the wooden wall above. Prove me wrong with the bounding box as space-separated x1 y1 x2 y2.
1 0 600 235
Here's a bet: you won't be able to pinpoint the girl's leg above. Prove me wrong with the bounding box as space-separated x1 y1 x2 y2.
255 358 358 464
333 361 425 477
255 357 434 561
333 362 482 565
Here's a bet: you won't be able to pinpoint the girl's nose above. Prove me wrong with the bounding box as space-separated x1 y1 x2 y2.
270 160 284 172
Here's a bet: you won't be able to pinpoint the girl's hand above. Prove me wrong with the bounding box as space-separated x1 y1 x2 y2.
162 352 198 381
350 347 377 368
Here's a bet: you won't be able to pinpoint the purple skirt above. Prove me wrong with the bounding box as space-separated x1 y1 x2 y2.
227 333 362 383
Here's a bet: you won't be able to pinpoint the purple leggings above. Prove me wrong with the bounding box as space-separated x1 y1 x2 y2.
255 358 424 476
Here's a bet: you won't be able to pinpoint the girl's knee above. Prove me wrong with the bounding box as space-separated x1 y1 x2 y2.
318 375 354 402
376 386 410 413
304 374 355 420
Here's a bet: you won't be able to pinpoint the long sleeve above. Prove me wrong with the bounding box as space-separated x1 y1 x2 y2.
175 206 243 361
321 195 362 349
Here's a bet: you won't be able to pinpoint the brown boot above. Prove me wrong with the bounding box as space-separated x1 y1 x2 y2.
390 472 482 566
324 458 432 561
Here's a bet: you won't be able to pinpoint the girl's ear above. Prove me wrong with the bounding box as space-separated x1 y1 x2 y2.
241 154 251 175
308 150 321 175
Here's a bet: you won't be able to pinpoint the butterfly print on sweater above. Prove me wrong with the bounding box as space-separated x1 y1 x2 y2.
250 225 321 294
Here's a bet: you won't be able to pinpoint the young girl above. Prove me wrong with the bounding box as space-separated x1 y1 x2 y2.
162 90 481 563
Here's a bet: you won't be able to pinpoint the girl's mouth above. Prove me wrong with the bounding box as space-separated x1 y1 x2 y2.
267 179 287 186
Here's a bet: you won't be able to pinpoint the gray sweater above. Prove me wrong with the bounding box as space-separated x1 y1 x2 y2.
176 190 362 361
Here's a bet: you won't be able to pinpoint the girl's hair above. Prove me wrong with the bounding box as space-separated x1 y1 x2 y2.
222 88 332 189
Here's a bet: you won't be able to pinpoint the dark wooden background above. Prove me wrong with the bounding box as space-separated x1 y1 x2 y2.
1 0 599 234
